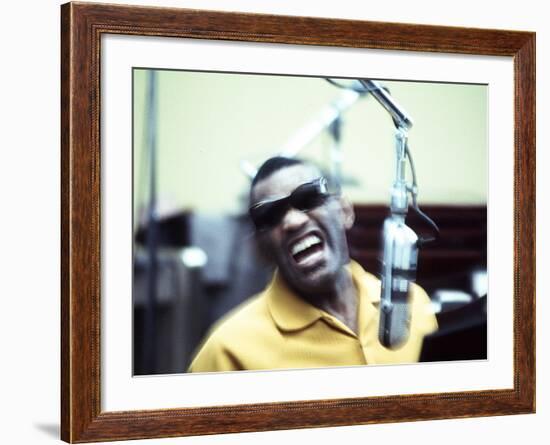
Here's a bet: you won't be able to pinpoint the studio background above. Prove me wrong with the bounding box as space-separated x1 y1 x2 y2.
0 0 545 444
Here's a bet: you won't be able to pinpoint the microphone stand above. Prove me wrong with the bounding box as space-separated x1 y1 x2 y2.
378 124 420 347
358 79 438 348
240 82 366 185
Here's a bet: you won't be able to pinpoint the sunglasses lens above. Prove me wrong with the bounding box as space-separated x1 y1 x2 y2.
250 200 288 230
292 182 328 211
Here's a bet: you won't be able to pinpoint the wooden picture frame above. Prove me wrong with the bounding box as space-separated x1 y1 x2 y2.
61 1 535 442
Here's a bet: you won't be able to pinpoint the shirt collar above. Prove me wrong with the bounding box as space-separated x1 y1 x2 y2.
267 260 380 332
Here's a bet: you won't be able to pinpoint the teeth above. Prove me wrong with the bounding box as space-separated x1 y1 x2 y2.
291 235 321 256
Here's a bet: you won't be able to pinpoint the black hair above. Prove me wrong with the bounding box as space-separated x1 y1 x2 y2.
250 156 305 188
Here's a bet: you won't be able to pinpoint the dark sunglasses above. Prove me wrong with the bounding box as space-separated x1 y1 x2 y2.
249 177 331 230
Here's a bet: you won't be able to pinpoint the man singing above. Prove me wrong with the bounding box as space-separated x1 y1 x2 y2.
189 157 437 372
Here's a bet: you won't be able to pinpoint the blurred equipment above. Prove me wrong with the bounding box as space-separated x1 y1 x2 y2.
431 290 473 314
134 246 206 374
240 79 369 187
420 295 487 362
133 212 273 375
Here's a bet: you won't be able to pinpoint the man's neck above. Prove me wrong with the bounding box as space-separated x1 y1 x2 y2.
301 268 359 334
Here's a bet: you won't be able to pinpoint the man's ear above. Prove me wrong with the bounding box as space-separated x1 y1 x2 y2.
253 230 275 264
339 196 355 230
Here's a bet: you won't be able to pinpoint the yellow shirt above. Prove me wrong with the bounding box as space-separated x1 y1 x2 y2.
188 261 437 372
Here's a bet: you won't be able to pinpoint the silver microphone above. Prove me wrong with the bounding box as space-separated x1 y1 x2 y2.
363 80 417 349
378 215 418 348
324 77 436 348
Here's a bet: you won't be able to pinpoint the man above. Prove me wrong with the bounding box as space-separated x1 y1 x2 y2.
189 157 437 372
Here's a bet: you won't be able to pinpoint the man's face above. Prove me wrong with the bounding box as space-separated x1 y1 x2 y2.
251 164 354 295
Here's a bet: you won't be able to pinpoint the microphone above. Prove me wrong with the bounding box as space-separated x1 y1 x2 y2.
361 78 417 349
359 79 413 130
324 77 436 347
378 215 418 348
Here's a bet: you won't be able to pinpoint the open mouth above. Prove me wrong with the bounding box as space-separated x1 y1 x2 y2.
289 234 325 266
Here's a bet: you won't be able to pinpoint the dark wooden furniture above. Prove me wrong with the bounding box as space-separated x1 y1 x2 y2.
349 204 487 295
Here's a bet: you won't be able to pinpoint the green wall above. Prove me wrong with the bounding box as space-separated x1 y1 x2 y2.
133 69 487 220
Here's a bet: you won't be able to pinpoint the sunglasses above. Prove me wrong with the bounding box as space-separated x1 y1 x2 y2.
249 177 332 230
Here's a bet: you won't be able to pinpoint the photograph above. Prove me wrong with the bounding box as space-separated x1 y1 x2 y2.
1 0 545 442
132 69 488 375
59 3 535 441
